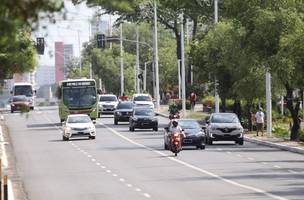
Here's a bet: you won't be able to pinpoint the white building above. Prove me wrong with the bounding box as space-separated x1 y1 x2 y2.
35 65 56 87
91 20 110 38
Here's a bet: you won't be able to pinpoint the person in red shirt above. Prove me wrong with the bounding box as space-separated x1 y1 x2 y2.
190 92 197 110
119 93 129 101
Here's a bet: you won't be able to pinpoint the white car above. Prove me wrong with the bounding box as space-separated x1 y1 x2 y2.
62 114 96 140
98 94 119 116
132 93 154 109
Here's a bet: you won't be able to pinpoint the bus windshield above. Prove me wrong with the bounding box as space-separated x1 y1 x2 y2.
14 86 33 97
63 87 97 107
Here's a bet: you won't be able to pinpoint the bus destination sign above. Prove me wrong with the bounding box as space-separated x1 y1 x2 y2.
63 81 95 87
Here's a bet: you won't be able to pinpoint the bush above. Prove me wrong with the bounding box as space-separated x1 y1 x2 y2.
168 102 180 114
202 96 215 108
272 125 289 139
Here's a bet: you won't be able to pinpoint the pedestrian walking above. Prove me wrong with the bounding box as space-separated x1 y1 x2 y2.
255 108 265 136
190 92 197 110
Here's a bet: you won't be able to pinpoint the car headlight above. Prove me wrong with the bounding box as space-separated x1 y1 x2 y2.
89 126 95 131
116 111 121 116
133 117 138 121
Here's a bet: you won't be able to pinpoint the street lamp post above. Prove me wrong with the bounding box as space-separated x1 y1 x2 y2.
120 23 124 96
180 14 186 117
154 0 160 110
214 0 220 113
136 26 140 93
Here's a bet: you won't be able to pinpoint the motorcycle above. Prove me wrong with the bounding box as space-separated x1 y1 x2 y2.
170 131 182 156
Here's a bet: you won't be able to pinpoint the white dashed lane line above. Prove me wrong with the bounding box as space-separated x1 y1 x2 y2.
69 141 152 198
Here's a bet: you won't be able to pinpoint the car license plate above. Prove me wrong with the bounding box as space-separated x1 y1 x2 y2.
183 139 192 143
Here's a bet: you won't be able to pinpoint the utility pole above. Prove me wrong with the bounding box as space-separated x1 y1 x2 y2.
181 14 186 117
266 69 272 136
214 0 220 113
77 30 82 73
154 0 160 110
120 24 124 96
144 62 147 92
178 59 181 99
136 26 140 93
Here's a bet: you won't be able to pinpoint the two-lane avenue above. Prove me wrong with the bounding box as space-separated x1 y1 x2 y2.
3 106 304 200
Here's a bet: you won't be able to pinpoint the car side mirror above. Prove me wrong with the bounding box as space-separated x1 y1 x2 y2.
206 120 210 124
92 120 96 124
155 113 159 116
201 125 207 130
164 127 169 131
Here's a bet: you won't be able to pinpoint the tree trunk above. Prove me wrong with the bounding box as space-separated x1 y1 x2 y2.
221 97 226 112
246 100 253 131
285 84 301 141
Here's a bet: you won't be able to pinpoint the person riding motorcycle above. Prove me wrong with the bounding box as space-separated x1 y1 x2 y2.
169 120 185 141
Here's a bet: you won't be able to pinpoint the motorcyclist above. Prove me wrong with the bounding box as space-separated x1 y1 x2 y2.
169 120 185 139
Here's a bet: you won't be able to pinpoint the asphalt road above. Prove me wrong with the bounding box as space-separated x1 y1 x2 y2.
3 106 304 200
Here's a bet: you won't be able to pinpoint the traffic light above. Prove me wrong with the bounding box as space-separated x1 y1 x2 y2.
97 34 106 48
36 37 45 55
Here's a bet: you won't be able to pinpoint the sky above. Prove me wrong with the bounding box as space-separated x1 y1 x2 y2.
35 0 113 66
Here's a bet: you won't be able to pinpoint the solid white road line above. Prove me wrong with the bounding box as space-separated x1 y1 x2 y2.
99 122 289 200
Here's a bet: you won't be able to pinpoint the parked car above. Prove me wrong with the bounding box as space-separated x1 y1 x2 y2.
9 95 30 113
164 119 206 150
205 113 244 145
129 107 158 131
62 114 96 140
98 94 119 117
114 101 134 125
132 93 154 109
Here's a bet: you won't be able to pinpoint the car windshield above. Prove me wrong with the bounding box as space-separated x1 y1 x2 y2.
211 114 239 123
117 103 133 109
178 120 200 129
100 96 117 102
67 116 91 123
134 109 154 116
12 96 27 102
133 96 151 101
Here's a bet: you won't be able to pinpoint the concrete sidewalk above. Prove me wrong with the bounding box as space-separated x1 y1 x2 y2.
156 104 304 155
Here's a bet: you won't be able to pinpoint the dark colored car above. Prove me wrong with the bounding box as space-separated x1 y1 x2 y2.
164 119 206 150
10 95 30 113
114 101 134 125
205 113 244 145
129 107 158 131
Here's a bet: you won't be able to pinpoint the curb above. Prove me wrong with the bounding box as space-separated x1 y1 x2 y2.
156 111 304 155
244 136 304 155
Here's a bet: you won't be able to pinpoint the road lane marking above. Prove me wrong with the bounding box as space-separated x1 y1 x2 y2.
248 157 254 161
87 155 92 158
274 165 281 169
226 151 232 154
101 166 106 169
237 154 243 158
113 174 118 177
126 184 133 187
288 170 297 174
99 122 289 200
119 178 125 182
91 158 96 162
135 188 142 192
262 162 268 165
143 193 151 198
96 162 101 166
106 170 112 173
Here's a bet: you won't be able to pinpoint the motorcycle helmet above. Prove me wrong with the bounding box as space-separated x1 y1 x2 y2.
172 120 178 127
